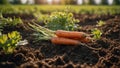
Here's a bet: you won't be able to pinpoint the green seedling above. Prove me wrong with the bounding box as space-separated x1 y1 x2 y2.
0 17 23 27
0 31 22 54
44 12 79 31
91 28 102 40
0 17 23 31
96 20 105 27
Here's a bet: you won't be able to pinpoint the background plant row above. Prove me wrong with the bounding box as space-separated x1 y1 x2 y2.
0 5 120 15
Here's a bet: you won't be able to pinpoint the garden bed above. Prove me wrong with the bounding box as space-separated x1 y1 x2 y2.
0 13 120 68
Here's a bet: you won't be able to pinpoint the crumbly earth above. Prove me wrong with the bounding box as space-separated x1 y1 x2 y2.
0 14 120 68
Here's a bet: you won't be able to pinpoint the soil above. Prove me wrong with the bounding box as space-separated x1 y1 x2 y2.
0 13 120 68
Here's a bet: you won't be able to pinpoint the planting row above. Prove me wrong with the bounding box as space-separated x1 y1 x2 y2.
0 5 120 15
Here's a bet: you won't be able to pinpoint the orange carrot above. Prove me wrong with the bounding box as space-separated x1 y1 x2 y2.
51 37 99 50
55 30 87 39
51 37 80 45
77 37 92 43
69 37 92 43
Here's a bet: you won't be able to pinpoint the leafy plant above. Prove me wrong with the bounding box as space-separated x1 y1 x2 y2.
1 17 23 26
96 20 105 27
44 12 79 31
0 17 23 32
9 17 23 26
91 28 102 40
0 31 22 54
33 12 49 22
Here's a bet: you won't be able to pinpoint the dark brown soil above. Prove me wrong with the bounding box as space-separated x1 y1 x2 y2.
0 14 120 68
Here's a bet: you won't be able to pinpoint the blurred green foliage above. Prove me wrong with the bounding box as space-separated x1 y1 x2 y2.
0 5 120 15
0 14 23 32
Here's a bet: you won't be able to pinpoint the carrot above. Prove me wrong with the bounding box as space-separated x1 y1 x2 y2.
51 37 101 50
77 37 92 43
51 37 80 45
55 30 87 39
70 37 92 43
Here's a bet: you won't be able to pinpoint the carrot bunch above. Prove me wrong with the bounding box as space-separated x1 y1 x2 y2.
28 23 93 46
51 30 92 45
